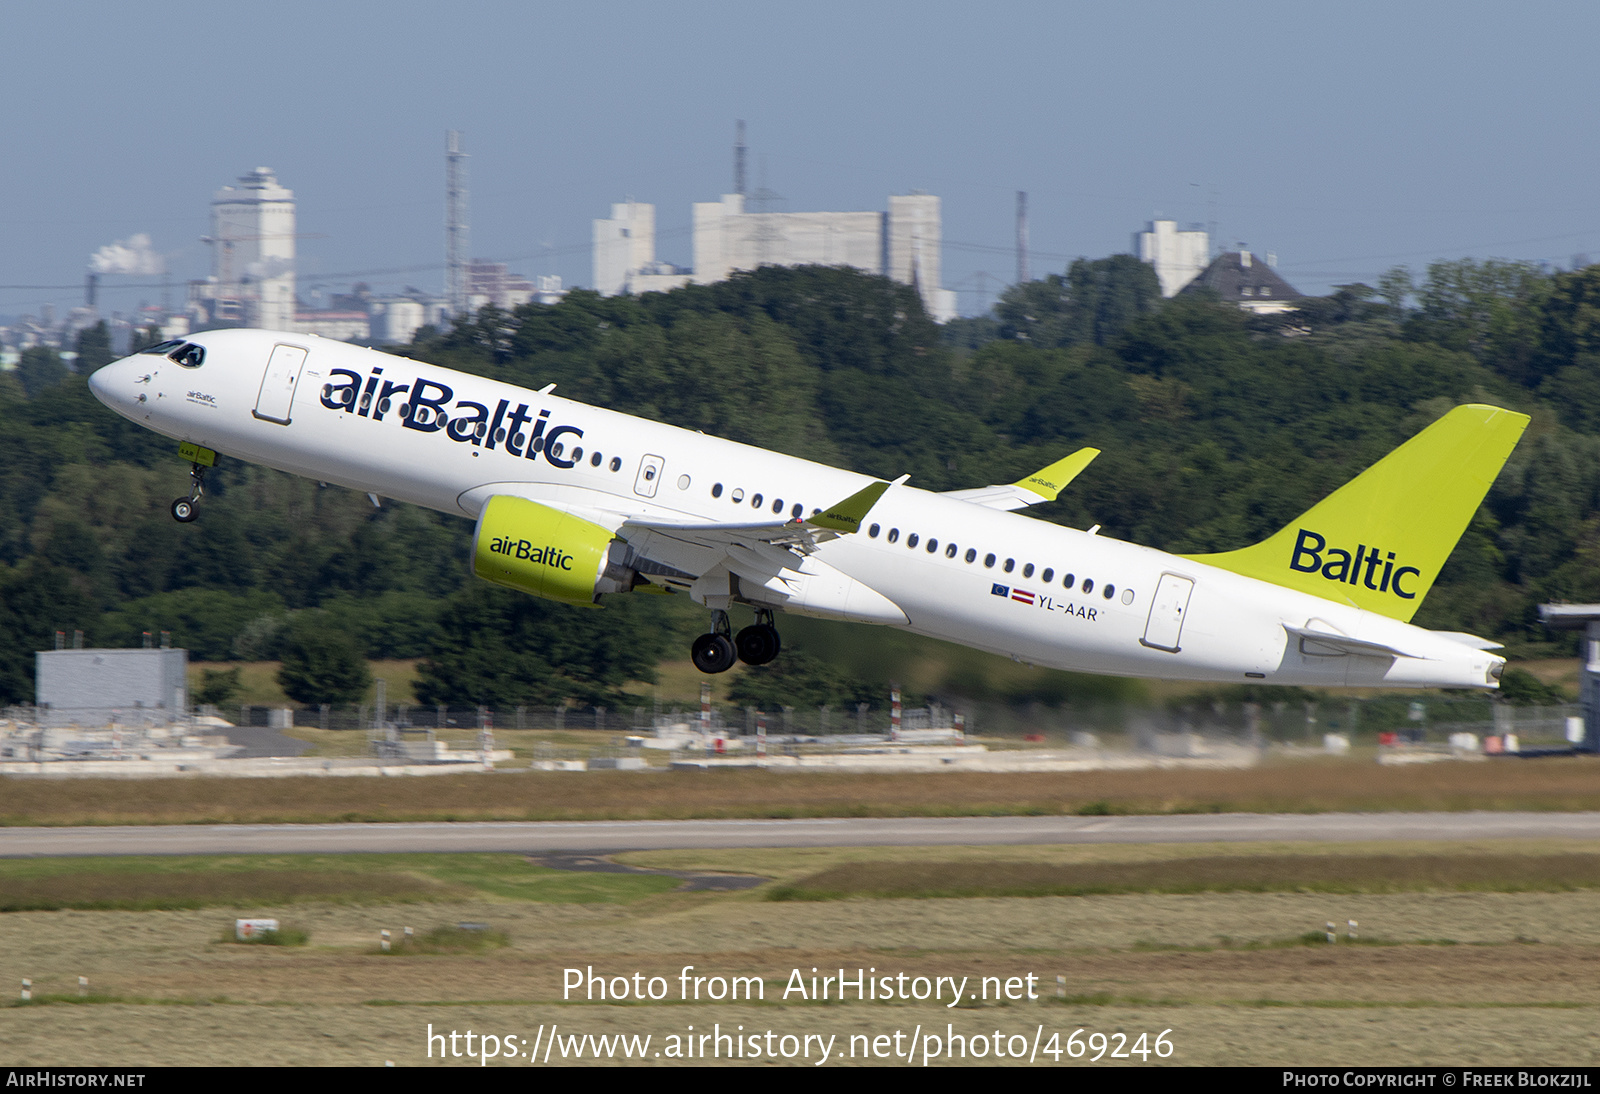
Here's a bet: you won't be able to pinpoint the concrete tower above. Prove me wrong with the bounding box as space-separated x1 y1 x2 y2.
210 168 295 330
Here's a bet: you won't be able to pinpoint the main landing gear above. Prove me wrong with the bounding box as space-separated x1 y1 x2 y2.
171 462 206 523
690 609 782 674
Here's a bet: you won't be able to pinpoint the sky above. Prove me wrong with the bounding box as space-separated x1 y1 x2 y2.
3 0 1598 320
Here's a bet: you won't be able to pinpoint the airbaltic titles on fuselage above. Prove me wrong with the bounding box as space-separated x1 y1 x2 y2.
320 367 583 467
1289 528 1421 599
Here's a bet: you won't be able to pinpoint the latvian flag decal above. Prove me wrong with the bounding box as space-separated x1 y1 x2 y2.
1011 587 1036 605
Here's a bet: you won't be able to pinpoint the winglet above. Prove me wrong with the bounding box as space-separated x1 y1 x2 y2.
810 480 892 533
1013 447 1100 501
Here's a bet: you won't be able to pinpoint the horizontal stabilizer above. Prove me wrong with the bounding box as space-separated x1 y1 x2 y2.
943 447 1099 512
1284 624 1433 660
1431 631 1504 651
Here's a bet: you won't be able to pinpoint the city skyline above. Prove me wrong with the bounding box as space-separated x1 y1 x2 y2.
4 1 1598 323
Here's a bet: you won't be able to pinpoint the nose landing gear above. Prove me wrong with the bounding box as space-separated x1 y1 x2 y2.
171 461 207 523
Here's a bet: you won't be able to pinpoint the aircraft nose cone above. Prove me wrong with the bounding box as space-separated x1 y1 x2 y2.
89 356 141 415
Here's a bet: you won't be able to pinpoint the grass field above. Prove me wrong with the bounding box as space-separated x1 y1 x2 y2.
2 842 1598 1066
4 754 1600 826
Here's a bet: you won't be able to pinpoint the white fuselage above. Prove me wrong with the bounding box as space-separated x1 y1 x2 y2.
89 329 1503 689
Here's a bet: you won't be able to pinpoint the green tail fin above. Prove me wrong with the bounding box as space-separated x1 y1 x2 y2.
1186 404 1529 622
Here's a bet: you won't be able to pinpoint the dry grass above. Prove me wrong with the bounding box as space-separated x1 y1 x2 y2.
5 756 1600 826
0 868 456 912
767 853 1600 901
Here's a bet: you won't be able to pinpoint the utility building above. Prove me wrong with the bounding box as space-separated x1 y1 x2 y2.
1136 219 1210 297
594 192 958 323
35 648 189 727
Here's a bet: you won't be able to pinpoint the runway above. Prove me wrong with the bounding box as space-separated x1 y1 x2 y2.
4 811 1600 857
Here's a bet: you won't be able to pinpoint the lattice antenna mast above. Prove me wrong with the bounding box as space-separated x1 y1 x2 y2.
734 120 747 197
1015 190 1030 284
446 131 470 318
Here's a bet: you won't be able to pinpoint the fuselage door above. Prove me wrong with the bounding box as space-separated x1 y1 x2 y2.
253 343 309 425
1140 572 1194 653
634 454 664 498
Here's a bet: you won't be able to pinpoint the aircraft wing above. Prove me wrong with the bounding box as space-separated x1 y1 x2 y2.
620 478 896 554
942 448 1099 511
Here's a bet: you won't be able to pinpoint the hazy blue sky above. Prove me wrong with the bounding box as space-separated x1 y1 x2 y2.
4 1 1597 319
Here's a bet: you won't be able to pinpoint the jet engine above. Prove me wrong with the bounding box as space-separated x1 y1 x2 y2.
471 495 640 606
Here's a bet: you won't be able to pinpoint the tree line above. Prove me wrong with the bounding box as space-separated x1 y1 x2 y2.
1 257 1596 708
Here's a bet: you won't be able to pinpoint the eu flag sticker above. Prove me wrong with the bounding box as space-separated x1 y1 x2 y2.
991 584 1009 597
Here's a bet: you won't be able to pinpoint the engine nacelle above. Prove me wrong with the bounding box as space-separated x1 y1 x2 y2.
472 496 638 606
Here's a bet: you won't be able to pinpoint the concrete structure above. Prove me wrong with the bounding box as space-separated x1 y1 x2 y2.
1538 604 1600 752
594 192 958 322
465 259 539 311
1181 250 1302 314
198 168 297 330
1136 219 1210 297
593 202 692 297
35 648 189 727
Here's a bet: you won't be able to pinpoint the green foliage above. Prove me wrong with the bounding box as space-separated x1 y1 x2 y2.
17 346 68 398
195 667 242 707
74 321 114 372
6 259 1600 704
412 584 674 708
996 255 1163 348
276 616 372 706
727 649 880 712
1495 667 1568 706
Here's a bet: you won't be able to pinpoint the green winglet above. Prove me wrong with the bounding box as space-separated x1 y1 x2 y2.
1013 447 1100 500
810 480 892 533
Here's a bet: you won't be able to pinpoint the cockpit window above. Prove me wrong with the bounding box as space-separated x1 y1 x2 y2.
140 339 187 355
170 344 204 368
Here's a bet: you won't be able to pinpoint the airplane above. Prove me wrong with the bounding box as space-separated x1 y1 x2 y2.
87 328 1528 690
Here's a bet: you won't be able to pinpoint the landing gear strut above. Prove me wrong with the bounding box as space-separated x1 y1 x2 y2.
690 609 737 674
736 609 781 666
171 462 206 523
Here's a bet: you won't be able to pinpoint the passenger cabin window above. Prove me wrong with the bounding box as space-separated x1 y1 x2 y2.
984 553 996 568
945 543 958 559
869 523 880 538
1003 559 1015 573
1062 572 1075 588
1022 563 1034 578
609 457 622 472
1042 568 1054 583
907 533 919 548
926 538 938 553
887 528 900 544
712 483 723 498
752 493 764 508
1081 578 1094 593
964 548 976 563
1103 584 1116 599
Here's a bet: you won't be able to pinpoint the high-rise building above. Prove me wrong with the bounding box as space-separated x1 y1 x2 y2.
1135 219 1209 297
595 191 957 322
206 168 296 329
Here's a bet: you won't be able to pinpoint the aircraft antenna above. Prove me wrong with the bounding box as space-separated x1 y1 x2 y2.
446 130 470 319
1015 190 1030 284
